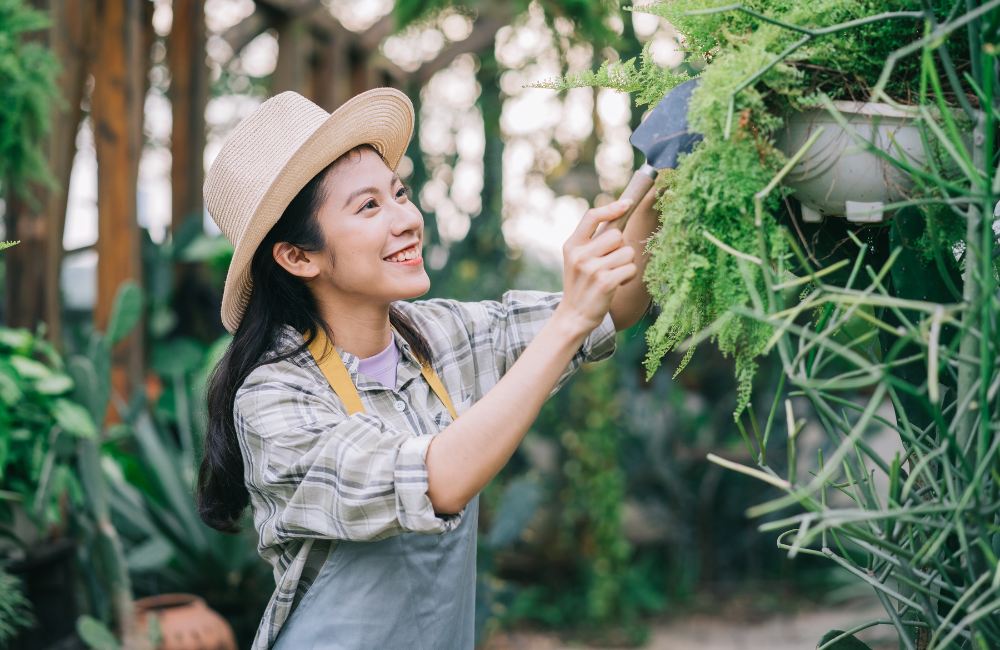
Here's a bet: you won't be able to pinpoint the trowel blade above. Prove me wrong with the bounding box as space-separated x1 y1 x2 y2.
630 77 703 170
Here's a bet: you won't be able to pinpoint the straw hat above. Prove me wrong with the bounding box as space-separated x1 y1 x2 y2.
204 88 414 334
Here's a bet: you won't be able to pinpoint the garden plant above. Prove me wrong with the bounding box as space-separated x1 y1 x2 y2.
541 1 1000 648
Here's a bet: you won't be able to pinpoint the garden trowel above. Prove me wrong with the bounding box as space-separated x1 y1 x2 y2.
596 77 703 235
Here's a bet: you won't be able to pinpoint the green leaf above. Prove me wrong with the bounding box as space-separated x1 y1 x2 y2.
86 333 112 423
51 399 97 438
0 364 24 404
484 475 542 550
34 374 74 395
151 338 205 377
77 439 109 520
106 281 144 345
9 355 51 380
76 615 120 650
125 536 174 572
816 630 873 650
179 233 234 263
68 355 102 425
0 327 33 351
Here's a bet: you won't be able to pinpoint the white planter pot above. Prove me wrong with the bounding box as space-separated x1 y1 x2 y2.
775 101 925 223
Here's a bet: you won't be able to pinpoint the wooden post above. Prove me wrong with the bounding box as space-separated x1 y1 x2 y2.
92 0 145 396
273 17 312 96
169 0 207 232
44 0 94 342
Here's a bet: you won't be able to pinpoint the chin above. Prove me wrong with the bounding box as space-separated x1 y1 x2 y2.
393 274 431 301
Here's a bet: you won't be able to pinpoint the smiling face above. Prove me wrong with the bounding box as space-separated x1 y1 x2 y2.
273 147 430 310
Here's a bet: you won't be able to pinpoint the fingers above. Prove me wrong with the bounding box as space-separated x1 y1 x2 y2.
590 244 636 271
576 246 636 287
584 227 629 258
603 262 638 289
566 199 633 246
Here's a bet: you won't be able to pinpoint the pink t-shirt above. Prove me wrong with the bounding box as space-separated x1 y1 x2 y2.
357 339 399 390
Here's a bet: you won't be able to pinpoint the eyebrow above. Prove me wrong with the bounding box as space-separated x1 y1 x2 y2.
342 173 401 209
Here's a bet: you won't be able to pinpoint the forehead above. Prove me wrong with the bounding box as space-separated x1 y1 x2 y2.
325 148 393 189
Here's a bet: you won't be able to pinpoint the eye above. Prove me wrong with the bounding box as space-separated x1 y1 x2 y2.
395 185 408 200
361 199 378 211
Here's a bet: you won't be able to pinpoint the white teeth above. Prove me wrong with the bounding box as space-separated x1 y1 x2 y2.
386 247 419 262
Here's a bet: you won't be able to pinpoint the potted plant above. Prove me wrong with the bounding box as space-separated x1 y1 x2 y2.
0 322 96 647
539 0 976 409
542 1 998 648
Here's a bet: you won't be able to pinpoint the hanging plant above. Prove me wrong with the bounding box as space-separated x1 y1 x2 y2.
0 0 60 205
536 0 971 414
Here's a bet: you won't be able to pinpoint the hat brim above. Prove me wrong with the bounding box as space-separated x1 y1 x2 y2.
218 88 414 334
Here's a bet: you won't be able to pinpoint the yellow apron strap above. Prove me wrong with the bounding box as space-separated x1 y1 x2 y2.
308 328 458 421
307 331 366 416
421 365 458 420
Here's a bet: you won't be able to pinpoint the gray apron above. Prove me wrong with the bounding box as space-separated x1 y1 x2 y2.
273 333 478 649
271 496 478 650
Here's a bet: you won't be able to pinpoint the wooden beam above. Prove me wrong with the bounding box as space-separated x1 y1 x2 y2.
92 0 145 394
169 0 208 232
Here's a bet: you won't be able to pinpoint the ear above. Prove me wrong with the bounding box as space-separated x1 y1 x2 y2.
273 242 322 279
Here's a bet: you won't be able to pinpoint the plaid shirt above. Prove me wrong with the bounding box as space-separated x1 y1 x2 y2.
236 291 617 650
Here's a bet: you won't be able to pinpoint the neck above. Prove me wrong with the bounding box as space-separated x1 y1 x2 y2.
315 293 393 360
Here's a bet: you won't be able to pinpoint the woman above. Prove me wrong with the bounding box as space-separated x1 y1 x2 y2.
198 88 659 650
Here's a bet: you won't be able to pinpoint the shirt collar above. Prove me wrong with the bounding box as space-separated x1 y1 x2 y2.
281 325 424 393
389 328 423 391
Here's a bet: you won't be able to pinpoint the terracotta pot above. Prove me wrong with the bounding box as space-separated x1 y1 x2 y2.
135 594 236 650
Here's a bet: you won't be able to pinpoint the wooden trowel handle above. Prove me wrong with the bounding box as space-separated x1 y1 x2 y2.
593 163 657 238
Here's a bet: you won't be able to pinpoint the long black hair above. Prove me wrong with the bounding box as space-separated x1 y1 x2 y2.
198 145 433 534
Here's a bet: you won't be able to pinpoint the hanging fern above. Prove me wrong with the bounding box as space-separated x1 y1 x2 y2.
536 0 963 415
0 0 61 205
532 40 691 108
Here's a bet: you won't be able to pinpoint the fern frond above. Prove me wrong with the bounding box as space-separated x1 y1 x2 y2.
531 41 693 107
0 241 19 251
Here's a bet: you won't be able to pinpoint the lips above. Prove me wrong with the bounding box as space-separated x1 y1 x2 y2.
383 245 421 263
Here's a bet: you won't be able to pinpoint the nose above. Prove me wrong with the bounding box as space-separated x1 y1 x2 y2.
390 199 423 237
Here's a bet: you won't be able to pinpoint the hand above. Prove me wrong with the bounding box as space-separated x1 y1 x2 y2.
556 199 639 339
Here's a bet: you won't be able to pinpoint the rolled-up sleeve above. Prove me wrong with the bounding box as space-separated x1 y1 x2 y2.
236 368 461 549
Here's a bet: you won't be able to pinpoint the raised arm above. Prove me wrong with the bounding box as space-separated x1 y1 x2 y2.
608 185 660 331
425 199 637 514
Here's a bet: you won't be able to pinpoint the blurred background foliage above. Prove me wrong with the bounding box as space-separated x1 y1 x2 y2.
0 0 854 648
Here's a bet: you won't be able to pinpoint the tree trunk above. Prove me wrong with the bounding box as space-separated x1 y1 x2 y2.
169 0 207 234
44 0 94 342
2 195 47 330
92 0 146 399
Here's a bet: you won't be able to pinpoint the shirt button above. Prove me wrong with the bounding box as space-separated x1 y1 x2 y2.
394 400 406 412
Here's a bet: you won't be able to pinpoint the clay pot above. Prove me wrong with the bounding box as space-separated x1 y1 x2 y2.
135 594 236 650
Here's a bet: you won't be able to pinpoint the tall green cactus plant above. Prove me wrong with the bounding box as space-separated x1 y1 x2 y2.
69 281 150 650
